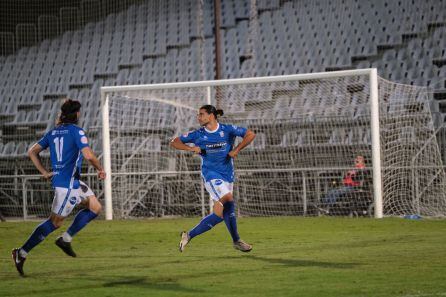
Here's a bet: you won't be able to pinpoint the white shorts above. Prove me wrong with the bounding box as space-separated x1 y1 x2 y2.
204 179 233 201
51 181 95 217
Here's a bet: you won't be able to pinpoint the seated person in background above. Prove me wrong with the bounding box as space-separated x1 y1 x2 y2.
321 155 368 210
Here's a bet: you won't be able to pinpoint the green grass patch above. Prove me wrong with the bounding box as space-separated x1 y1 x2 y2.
1 217 445 297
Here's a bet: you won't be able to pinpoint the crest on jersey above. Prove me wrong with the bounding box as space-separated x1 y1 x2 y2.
203 135 208 140
219 131 224 137
79 130 85 136
69 196 77 205
80 136 88 144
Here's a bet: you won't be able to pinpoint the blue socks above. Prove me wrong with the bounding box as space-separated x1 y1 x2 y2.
67 209 98 237
20 209 97 255
21 219 56 253
223 201 240 242
188 213 223 239
188 202 241 242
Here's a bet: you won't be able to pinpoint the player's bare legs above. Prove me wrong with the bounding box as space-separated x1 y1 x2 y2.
84 195 102 214
50 213 66 228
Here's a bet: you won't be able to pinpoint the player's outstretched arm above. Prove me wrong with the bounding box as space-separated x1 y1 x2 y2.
170 137 201 154
81 147 106 180
28 143 53 180
228 129 256 158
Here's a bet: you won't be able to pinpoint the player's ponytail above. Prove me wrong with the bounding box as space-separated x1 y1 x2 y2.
58 99 82 125
215 109 224 117
200 104 224 120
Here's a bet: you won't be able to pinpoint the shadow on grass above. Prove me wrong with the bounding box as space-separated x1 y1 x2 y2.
242 255 359 269
0 256 203 281
7 275 204 296
102 276 203 293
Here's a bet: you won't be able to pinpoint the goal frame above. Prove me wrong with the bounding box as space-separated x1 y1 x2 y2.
100 68 382 220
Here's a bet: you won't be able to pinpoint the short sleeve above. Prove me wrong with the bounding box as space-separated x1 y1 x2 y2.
179 130 199 144
37 132 50 150
228 124 247 137
72 128 90 150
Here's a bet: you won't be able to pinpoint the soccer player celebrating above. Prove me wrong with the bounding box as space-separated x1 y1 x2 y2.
12 99 106 276
170 104 255 253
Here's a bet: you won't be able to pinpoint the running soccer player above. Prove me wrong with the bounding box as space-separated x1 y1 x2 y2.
12 99 106 276
170 104 256 252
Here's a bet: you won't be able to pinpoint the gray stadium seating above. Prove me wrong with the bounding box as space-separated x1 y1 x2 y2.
0 0 445 159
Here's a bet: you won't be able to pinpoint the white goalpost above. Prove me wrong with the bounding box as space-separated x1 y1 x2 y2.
100 69 446 220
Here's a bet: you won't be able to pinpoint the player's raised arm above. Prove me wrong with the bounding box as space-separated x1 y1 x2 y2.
28 142 53 180
228 128 256 159
81 147 106 180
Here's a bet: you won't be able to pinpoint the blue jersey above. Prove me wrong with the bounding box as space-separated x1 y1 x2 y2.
179 123 247 182
37 124 89 189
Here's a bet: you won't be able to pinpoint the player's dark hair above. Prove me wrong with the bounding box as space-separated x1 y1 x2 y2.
58 99 81 125
200 104 224 120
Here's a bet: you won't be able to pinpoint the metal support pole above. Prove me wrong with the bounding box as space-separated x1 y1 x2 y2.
302 172 307 216
369 68 383 218
22 178 27 220
102 91 113 220
213 0 222 81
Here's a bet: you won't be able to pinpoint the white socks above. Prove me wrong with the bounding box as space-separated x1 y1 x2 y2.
19 248 28 258
62 232 72 243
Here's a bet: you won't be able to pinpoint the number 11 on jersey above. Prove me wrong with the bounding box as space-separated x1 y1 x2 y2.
54 137 64 162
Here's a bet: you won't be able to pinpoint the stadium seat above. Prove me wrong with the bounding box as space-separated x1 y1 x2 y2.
329 129 347 145
0 0 445 167
279 131 299 147
1 142 16 157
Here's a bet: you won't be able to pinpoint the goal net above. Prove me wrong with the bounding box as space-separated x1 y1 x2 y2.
101 69 446 219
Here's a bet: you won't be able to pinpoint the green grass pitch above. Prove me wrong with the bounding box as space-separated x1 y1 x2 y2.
1 217 445 297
